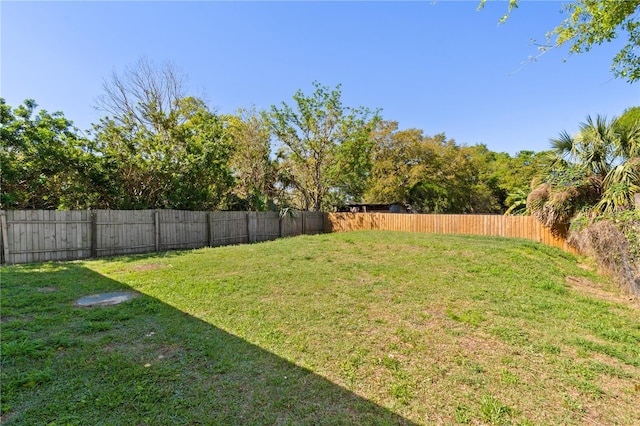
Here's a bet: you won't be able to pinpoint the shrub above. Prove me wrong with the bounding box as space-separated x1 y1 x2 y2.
569 210 640 295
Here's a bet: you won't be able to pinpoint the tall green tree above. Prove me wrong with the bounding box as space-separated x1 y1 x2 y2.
226 107 278 211
0 99 97 209
365 121 502 213
485 0 640 82
93 60 234 209
93 97 233 210
267 82 379 211
617 106 640 132
490 149 553 214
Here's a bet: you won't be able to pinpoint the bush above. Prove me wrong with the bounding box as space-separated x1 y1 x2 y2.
569 210 640 295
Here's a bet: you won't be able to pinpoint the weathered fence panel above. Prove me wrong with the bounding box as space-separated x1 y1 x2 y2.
158 210 208 251
303 211 325 235
248 212 279 243
324 213 578 254
280 213 303 237
210 211 249 247
0 210 92 264
94 210 155 258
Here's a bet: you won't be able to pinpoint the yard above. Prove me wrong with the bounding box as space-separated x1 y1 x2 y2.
2 231 639 425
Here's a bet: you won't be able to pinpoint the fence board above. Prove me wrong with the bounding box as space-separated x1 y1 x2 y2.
281 213 302 237
0 211 6 264
210 211 249 247
251 212 279 242
305 211 325 234
158 210 208 250
18 210 29 264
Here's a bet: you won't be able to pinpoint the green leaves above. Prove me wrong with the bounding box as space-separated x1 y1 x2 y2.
492 0 640 82
531 113 640 227
267 82 379 211
0 98 95 209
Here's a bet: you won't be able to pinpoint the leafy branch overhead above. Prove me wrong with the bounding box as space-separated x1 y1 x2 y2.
482 0 640 82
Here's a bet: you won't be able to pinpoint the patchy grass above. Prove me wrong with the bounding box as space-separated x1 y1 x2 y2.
2 231 639 425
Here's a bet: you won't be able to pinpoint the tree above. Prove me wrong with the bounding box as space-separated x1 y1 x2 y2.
365 121 502 213
93 97 233 210
0 99 97 209
528 114 640 226
92 60 234 209
489 149 553 214
96 58 186 133
365 121 430 208
267 82 379 211
484 0 640 82
617 106 640 132
226 107 279 211
460 144 504 214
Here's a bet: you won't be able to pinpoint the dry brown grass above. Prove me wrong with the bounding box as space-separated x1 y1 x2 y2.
569 220 640 296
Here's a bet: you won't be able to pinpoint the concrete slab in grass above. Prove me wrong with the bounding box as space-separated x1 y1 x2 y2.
76 292 137 307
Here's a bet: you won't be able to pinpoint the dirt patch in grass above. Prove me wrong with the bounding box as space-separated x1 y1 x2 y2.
566 276 639 308
0 315 34 324
130 264 167 272
1 411 16 424
37 286 57 292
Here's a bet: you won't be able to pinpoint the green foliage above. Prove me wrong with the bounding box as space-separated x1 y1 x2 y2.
504 188 529 215
226 107 279 211
616 106 640 132
0 99 97 209
554 0 640 82
267 82 380 211
530 114 640 228
488 0 640 82
89 60 235 210
2 60 238 211
93 96 233 209
365 122 535 214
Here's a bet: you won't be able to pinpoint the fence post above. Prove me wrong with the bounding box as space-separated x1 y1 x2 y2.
154 210 160 252
302 211 306 235
90 211 98 258
247 212 255 243
1 211 9 265
207 212 213 247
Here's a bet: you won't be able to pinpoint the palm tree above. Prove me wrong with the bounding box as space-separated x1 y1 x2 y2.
549 115 640 213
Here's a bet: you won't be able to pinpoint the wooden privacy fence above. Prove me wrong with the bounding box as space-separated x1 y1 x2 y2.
0 210 577 265
324 213 578 254
0 210 324 265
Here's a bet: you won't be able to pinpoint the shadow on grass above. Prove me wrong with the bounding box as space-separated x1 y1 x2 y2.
1 263 415 425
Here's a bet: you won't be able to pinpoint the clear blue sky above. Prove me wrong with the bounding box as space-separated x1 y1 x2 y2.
2 1 638 155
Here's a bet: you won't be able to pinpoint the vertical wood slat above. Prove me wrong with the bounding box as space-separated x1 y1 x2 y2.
154 210 160 252
18 210 28 264
10 210 19 264
91 211 98 258
28 210 38 264
0 211 9 265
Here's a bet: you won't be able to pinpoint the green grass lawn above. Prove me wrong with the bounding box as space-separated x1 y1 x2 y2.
2 231 639 425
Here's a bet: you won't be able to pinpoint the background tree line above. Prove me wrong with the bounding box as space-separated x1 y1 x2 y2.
0 59 631 215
